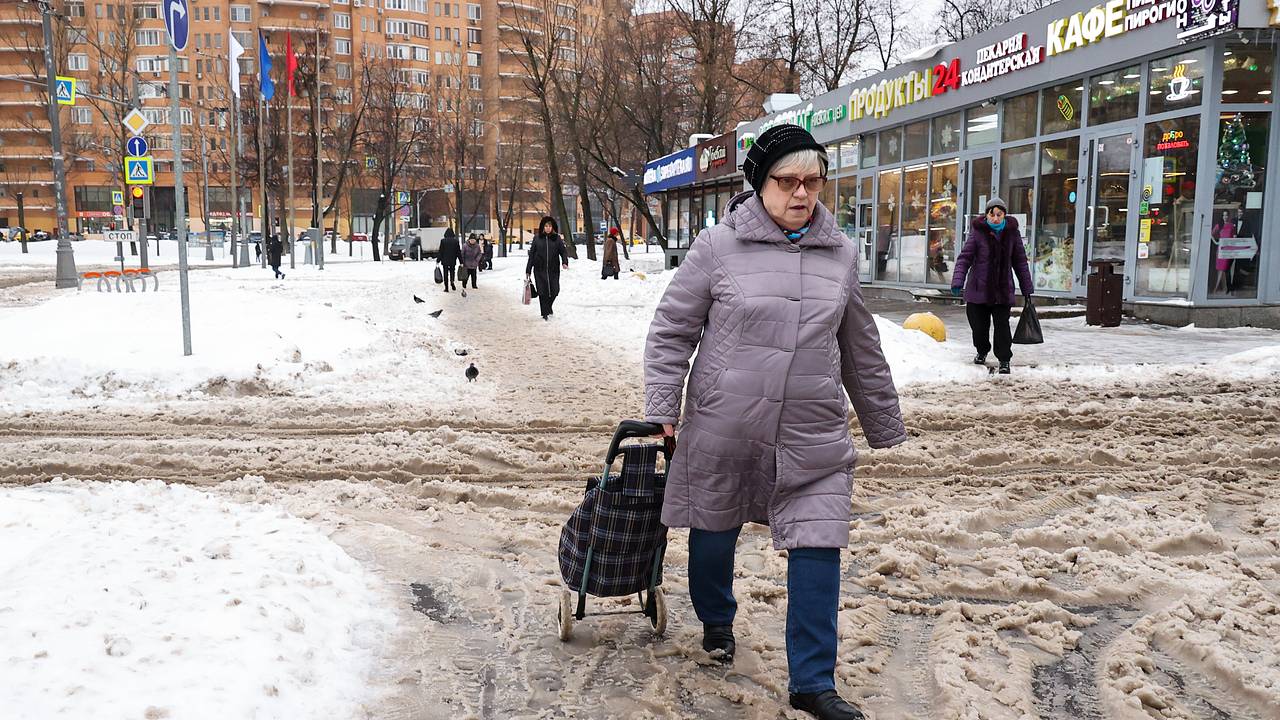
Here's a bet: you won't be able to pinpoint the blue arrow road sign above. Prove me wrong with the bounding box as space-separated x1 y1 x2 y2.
126 136 149 157
164 0 189 51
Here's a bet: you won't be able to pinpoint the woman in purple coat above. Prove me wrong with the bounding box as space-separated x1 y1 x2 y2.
951 198 1034 374
645 125 906 720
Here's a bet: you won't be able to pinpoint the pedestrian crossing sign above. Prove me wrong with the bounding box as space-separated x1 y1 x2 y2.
125 156 154 185
112 190 124 205
55 76 76 105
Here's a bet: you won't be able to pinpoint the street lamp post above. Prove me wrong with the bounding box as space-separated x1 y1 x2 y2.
28 0 77 287
16 191 27 254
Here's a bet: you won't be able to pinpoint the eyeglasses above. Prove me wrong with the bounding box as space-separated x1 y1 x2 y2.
770 175 827 193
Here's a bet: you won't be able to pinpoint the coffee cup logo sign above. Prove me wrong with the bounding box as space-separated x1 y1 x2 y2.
699 145 728 174
1166 64 1194 100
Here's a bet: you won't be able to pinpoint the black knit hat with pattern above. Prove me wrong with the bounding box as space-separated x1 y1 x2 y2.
742 124 828 194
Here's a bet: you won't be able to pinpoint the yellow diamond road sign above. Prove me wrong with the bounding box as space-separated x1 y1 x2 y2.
122 108 150 136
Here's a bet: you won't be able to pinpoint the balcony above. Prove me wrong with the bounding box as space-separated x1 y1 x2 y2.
257 0 329 7
497 1 544 12
259 21 332 36
0 17 42 26
0 99 44 106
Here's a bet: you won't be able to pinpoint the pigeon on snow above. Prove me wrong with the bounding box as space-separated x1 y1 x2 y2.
413 295 425 304
465 363 479 382
429 309 443 318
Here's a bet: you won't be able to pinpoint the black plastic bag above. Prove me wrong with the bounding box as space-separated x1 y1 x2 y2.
1013 297 1044 344
433 265 443 284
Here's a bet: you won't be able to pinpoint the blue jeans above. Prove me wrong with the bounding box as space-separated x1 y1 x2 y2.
688 527 840 694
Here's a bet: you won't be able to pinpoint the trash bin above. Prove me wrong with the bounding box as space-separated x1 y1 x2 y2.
1086 260 1123 327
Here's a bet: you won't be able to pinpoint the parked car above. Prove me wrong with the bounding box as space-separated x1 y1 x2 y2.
387 235 420 261
2 227 25 242
31 229 51 241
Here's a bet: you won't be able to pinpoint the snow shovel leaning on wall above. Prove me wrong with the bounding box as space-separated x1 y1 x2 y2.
556 420 674 641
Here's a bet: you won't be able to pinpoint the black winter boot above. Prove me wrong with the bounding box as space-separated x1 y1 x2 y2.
702 624 735 664
789 690 865 720
973 352 986 365
998 360 1011 374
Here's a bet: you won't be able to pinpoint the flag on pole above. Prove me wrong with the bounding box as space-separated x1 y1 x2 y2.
286 32 298 98
229 31 245 98
259 32 275 101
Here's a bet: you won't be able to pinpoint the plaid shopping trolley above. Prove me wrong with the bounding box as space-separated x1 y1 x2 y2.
556 420 674 641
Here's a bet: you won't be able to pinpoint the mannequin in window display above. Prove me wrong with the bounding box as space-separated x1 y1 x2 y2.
1211 209 1238 295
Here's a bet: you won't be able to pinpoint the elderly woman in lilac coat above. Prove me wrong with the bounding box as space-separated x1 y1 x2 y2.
644 125 906 720
950 198 1034 374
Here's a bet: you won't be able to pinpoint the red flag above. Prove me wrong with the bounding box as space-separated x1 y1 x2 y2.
285 32 297 97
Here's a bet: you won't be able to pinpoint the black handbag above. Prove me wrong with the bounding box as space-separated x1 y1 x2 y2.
1013 297 1044 344
433 265 443 284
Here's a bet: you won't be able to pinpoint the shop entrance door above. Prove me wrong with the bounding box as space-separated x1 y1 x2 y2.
1078 130 1138 295
856 175 874 283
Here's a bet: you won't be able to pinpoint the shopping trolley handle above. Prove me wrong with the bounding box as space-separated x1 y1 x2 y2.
605 420 675 466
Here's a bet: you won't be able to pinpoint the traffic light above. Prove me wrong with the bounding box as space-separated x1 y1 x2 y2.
131 186 144 216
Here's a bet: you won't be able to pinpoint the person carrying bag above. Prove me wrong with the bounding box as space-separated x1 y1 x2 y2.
1013 297 1044 344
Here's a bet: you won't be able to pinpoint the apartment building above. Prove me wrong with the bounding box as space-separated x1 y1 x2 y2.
0 0 603 238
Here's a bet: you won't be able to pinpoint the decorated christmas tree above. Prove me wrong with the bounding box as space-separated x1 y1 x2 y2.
1218 113 1257 192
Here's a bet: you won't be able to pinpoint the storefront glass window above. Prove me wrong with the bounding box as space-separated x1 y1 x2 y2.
1148 49 1204 115
904 120 929 161
882 126 904 165
1003 92 1037 142
819 177 837 218
677 193 691 249
690 193 704 238
826 145 840 172
900 164 929 283
932 111 963 155
928 160 959 285
876 168 901 281
860 176 872 202
835 177 857 234
665 197 677 245
966 107 998 147
1089 64 1141 126
718 190 731 224
1041 79 1083 134
860 134 879 169
839 139 860 170
1035 137 1080 292
1137 115 1199 297
1210 112 1268 299
1000 144 1037 238
1221 43 1274 103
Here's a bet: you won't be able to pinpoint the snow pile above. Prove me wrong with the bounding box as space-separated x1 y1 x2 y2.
0 479 398 720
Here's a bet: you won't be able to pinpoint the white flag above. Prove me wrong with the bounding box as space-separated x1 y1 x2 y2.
229 30 245 98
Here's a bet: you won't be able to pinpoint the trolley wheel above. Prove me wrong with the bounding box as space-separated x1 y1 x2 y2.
557 589 573 642
651 587 667 637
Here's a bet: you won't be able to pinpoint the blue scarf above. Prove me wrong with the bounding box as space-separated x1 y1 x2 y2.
986 218 1006 234
784 224 810 242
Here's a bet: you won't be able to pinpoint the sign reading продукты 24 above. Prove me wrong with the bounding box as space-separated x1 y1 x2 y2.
164 0 190 51
127 136 149 157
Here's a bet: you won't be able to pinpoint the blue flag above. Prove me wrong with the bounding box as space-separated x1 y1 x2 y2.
259 32 274 101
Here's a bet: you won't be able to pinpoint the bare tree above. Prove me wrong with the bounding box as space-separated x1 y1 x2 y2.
806 0 870 91
662 0 745 134
358 54 436 260
435 62 489 236
936 0 1054 42
548 3 602 260
502 0 575 251
866 0 914 71
492 119 532 253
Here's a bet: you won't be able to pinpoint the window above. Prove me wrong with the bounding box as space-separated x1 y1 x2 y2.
335 38 352 55
142 108 169 126
67 54 89 72
1221 43 1274 103
931 111 962 155
1041 79 1082 134
232 31 252 49
838 138 859 170
467 3 481 20
1137 115 1200 297
336 63 352 80
72 107 93 124
467 28 481 44
557 3 577 19
1089 65 1140 126
880 126 903 164
67 2 86 17
67 28 88 45
928 160 960 285
1148 49 1204 115
859 133 878 169
231 4 251 21
876 168 902 280
468 73 481 90
467 51 481 67
134 3 160 20
136 29 163 46
1209 112 1268 298
1000 144 1036 235
1034 137 1079 291
1003 92 1037 142
335 13 351 29
903 120 929 161
966 107 997 147
335 0 349 4
413 46 429 61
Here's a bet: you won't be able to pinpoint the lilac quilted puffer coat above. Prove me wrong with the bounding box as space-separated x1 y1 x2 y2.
644 192 907 550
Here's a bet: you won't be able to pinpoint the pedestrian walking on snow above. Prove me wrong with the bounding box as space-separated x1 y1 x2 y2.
437 227 461 293
644 124 907 720
267 235 285 279
460 234 483 293
482 235 494 270
526 216 570 320
950 198 1034 374
601 227 622 280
